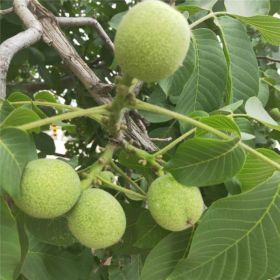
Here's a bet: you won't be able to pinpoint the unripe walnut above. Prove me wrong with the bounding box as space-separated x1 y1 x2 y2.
15 159 81 219
114 0 191 82
147 174 204 231
67 189 126 249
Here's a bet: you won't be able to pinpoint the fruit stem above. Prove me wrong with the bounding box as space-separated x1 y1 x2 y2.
17 105 108 131
153 128 196 157
106 74 134 136
80 144 117 190
96 175 146 200
232 113 280 130
110 161 146 195
123 141 165 176
189 11 228 29
10 100 78 111
132 100 280 171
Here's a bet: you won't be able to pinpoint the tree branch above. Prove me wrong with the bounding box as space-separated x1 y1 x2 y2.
0 7 13 15
257 56 280 63
11 0 157 151
57 17 114 53
0 0 42 98
27 0 112 104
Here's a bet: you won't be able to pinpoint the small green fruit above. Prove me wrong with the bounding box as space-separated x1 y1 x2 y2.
99 171 115 183
147 174 204 231
114 0 191 82
67 188 126 249
15 159 81 219
270 108 280 121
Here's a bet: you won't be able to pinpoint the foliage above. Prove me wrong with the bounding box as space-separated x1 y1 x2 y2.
1 0 280 279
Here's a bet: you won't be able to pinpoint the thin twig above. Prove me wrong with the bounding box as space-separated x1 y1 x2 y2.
110 161 146 195
0 0 42 98
96 175 146 200
57 17 114 52
0 7 13 15
190 11 228 29
153 128 196 157
150 137 173 142
257 56 280 63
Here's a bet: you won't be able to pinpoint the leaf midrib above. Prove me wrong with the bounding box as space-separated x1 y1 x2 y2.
175 184 280 277
0 138 21 174
170 139 239 170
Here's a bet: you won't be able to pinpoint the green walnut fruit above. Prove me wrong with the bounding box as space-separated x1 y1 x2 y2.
67 188 126 249
15 159 81 219
147 174 204 231
114 0 191 82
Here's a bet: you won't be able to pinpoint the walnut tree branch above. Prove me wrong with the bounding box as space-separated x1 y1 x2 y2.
257 56 280 63
0 0 42 98
57 17 114 53
27 0 112 104
12 0 157 151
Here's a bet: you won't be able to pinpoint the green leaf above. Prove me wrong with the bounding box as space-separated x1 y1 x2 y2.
140 87 173 123
217 100 244 113
149 125 178 151
270 0 280 14
0 100 15 123
140 231 191 280
109 12 127 29
7 92 32 103
159 38 196 99
235 117 256 142
180 111 209 134
183 0 218 9
237 148 280 191
24 215 77 247
1 107 41 133
34 91 57 103
217 16 259 103
109 255 142 280
176 29 227 116
21 240 81 280
0 128 37 197
133 211 169 249
110 204 145 256
258 79 270 106
168 172 280 280
166 137 246 186
195 115 241 137
245 96 280 131
225 0 270 16
0 199 21 280
118 150 153 180
202 184 228 206
34 132 55 155
176 5 204 16
235 15 280 45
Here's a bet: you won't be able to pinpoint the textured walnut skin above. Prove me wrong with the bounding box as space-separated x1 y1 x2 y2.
67 188 126 249
147 174 204 231
15 159 81 219
114 0 191 82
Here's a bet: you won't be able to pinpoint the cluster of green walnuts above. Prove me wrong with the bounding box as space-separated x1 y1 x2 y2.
16 158 204 249
15 1 204 249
